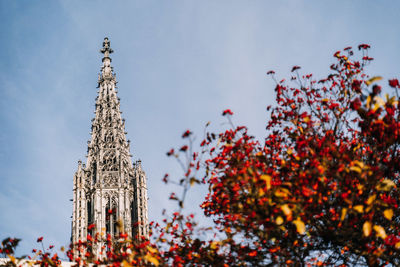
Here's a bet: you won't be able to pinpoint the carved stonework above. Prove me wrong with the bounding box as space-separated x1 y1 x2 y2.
102 173 119 187
71 38 149 259
101 150 118 171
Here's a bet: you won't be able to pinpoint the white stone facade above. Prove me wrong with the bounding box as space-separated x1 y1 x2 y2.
71 38 149 255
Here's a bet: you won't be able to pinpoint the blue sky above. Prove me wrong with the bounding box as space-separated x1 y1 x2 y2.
1 0 400 257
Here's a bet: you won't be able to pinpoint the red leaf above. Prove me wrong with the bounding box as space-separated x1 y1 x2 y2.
166 148 174 156
249 250 257 257
222 109 233 116
37 237 43 243
182 130 192 138
372 85 381 95
291 65 301 72
200 140 206 147
389 79 400 88
163 173 169 183
350 98 362 110
358 44 370 50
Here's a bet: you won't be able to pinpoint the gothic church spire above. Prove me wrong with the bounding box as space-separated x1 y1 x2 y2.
71 38 149 258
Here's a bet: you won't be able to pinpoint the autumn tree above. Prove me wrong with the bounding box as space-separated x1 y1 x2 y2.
162 44 400 266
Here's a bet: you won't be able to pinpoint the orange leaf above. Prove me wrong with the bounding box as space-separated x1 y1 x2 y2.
353 205 364 213
293 218 305 234
248 251 257 257
373 225 387 239
383 209 393 220
363 221 372 237
260 175 271 190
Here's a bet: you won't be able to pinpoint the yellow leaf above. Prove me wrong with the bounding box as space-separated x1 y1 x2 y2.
353 160 364 168
274 188 290 198
258 188 265 197
210 241 219 250
293 218 305 234
144 254 160 266
365 76 382 86
349 166 362 173
122 260 133 267
376 179 396 191
383 209 394 220
353 144 361 152
363 221 372 237
260 175 271 190
373 225 387 239
276 216 284 225
373 96 385 111
386 94 398 106
303 116 310 123
396 242 400 249
7 255 16 264
340 208 347 221
356 184 364 191
147 246 158 254
189 177 198 187
281 204 292 218
353 205 364 213
287 148 293 155
366 194 376 205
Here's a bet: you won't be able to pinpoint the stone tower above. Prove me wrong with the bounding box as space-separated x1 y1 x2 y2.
71 38 149 252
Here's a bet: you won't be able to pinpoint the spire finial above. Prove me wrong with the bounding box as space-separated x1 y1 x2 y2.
99 37 115 82
100 37 114 59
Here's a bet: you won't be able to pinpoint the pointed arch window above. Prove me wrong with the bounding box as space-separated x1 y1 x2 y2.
92 162 97 183
87 200 93 224
87 199 93 238
131 200 138 237
105 197 118 238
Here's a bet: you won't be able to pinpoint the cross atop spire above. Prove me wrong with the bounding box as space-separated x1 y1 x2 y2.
100 37 114 59
99 37 115 82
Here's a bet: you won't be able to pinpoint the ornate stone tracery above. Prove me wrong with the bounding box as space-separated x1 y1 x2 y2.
71 38 149 258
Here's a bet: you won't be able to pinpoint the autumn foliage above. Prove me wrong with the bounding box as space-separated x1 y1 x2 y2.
3 44 400 266
161 44 400 266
